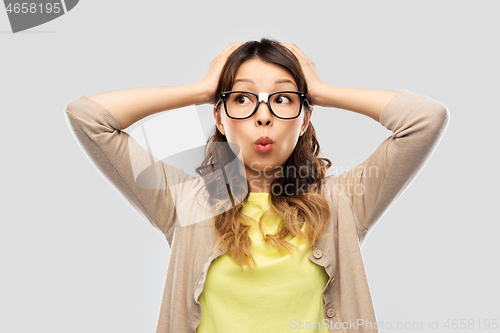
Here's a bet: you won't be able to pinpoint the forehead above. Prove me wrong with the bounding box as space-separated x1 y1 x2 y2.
233 58 297 90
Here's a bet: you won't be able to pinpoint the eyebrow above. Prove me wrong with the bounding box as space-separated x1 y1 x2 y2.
234 78 297 87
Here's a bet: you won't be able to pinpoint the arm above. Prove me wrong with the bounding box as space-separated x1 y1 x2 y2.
63 43 244 243
312 85 398 122
63 94 192 243
327 89 450 242
86 42 244 130
281 43 450 242
280 43 397 122
87 83 207 130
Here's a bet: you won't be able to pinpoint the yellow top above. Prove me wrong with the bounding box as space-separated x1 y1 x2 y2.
197 192 330 332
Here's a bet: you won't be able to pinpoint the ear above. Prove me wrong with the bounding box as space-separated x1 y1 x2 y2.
300 106 313 136
213 105 225 135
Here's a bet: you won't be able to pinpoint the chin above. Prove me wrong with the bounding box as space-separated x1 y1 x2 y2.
247 160 279 171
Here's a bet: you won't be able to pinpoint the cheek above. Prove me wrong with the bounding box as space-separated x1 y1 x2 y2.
222 120 246 145
283 123 303 152
284 121 302 140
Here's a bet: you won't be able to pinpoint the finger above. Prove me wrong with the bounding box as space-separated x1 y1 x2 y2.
219 42 244 57
209 43 244 68
280 43 304 63
221 42 242 53
281 43 307 63
279 42 298 55
280 43 311 63
280 42 302 55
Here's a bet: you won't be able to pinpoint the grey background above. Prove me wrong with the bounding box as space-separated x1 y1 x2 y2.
1 1 498 332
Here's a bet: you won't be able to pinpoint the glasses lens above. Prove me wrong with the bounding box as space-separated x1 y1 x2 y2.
225 92 258 119
269 92 301 118
225 92 302 119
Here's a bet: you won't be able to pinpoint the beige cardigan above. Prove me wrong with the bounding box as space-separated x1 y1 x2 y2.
63 89 449 332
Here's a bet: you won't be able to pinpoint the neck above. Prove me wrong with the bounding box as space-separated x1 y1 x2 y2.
245 164 280 194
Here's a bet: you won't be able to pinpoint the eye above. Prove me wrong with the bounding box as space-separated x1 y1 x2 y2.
233 94 252 104
273 94 292 104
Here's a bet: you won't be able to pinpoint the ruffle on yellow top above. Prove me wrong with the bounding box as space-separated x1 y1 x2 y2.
197 192 330 332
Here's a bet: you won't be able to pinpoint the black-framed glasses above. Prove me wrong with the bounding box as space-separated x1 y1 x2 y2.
215 91 308 120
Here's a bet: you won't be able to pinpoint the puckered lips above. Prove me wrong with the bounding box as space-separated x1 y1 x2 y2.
254 136 273 153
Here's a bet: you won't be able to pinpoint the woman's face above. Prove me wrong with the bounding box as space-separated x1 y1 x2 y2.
214 58 311 179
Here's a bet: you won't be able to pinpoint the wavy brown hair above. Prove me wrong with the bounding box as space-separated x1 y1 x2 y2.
195 38 333 270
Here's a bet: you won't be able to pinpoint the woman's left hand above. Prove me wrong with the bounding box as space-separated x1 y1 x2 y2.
280 43 324 106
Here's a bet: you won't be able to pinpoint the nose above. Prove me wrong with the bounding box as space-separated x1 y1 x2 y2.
254 101 273 126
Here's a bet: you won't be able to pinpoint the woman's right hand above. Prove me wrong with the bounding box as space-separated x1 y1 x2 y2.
199 43 244 105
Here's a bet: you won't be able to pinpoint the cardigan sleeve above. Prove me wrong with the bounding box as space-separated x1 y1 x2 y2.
63 95 189 244
325 89 450 242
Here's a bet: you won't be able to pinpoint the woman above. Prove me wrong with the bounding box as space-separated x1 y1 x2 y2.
64 38 449 332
